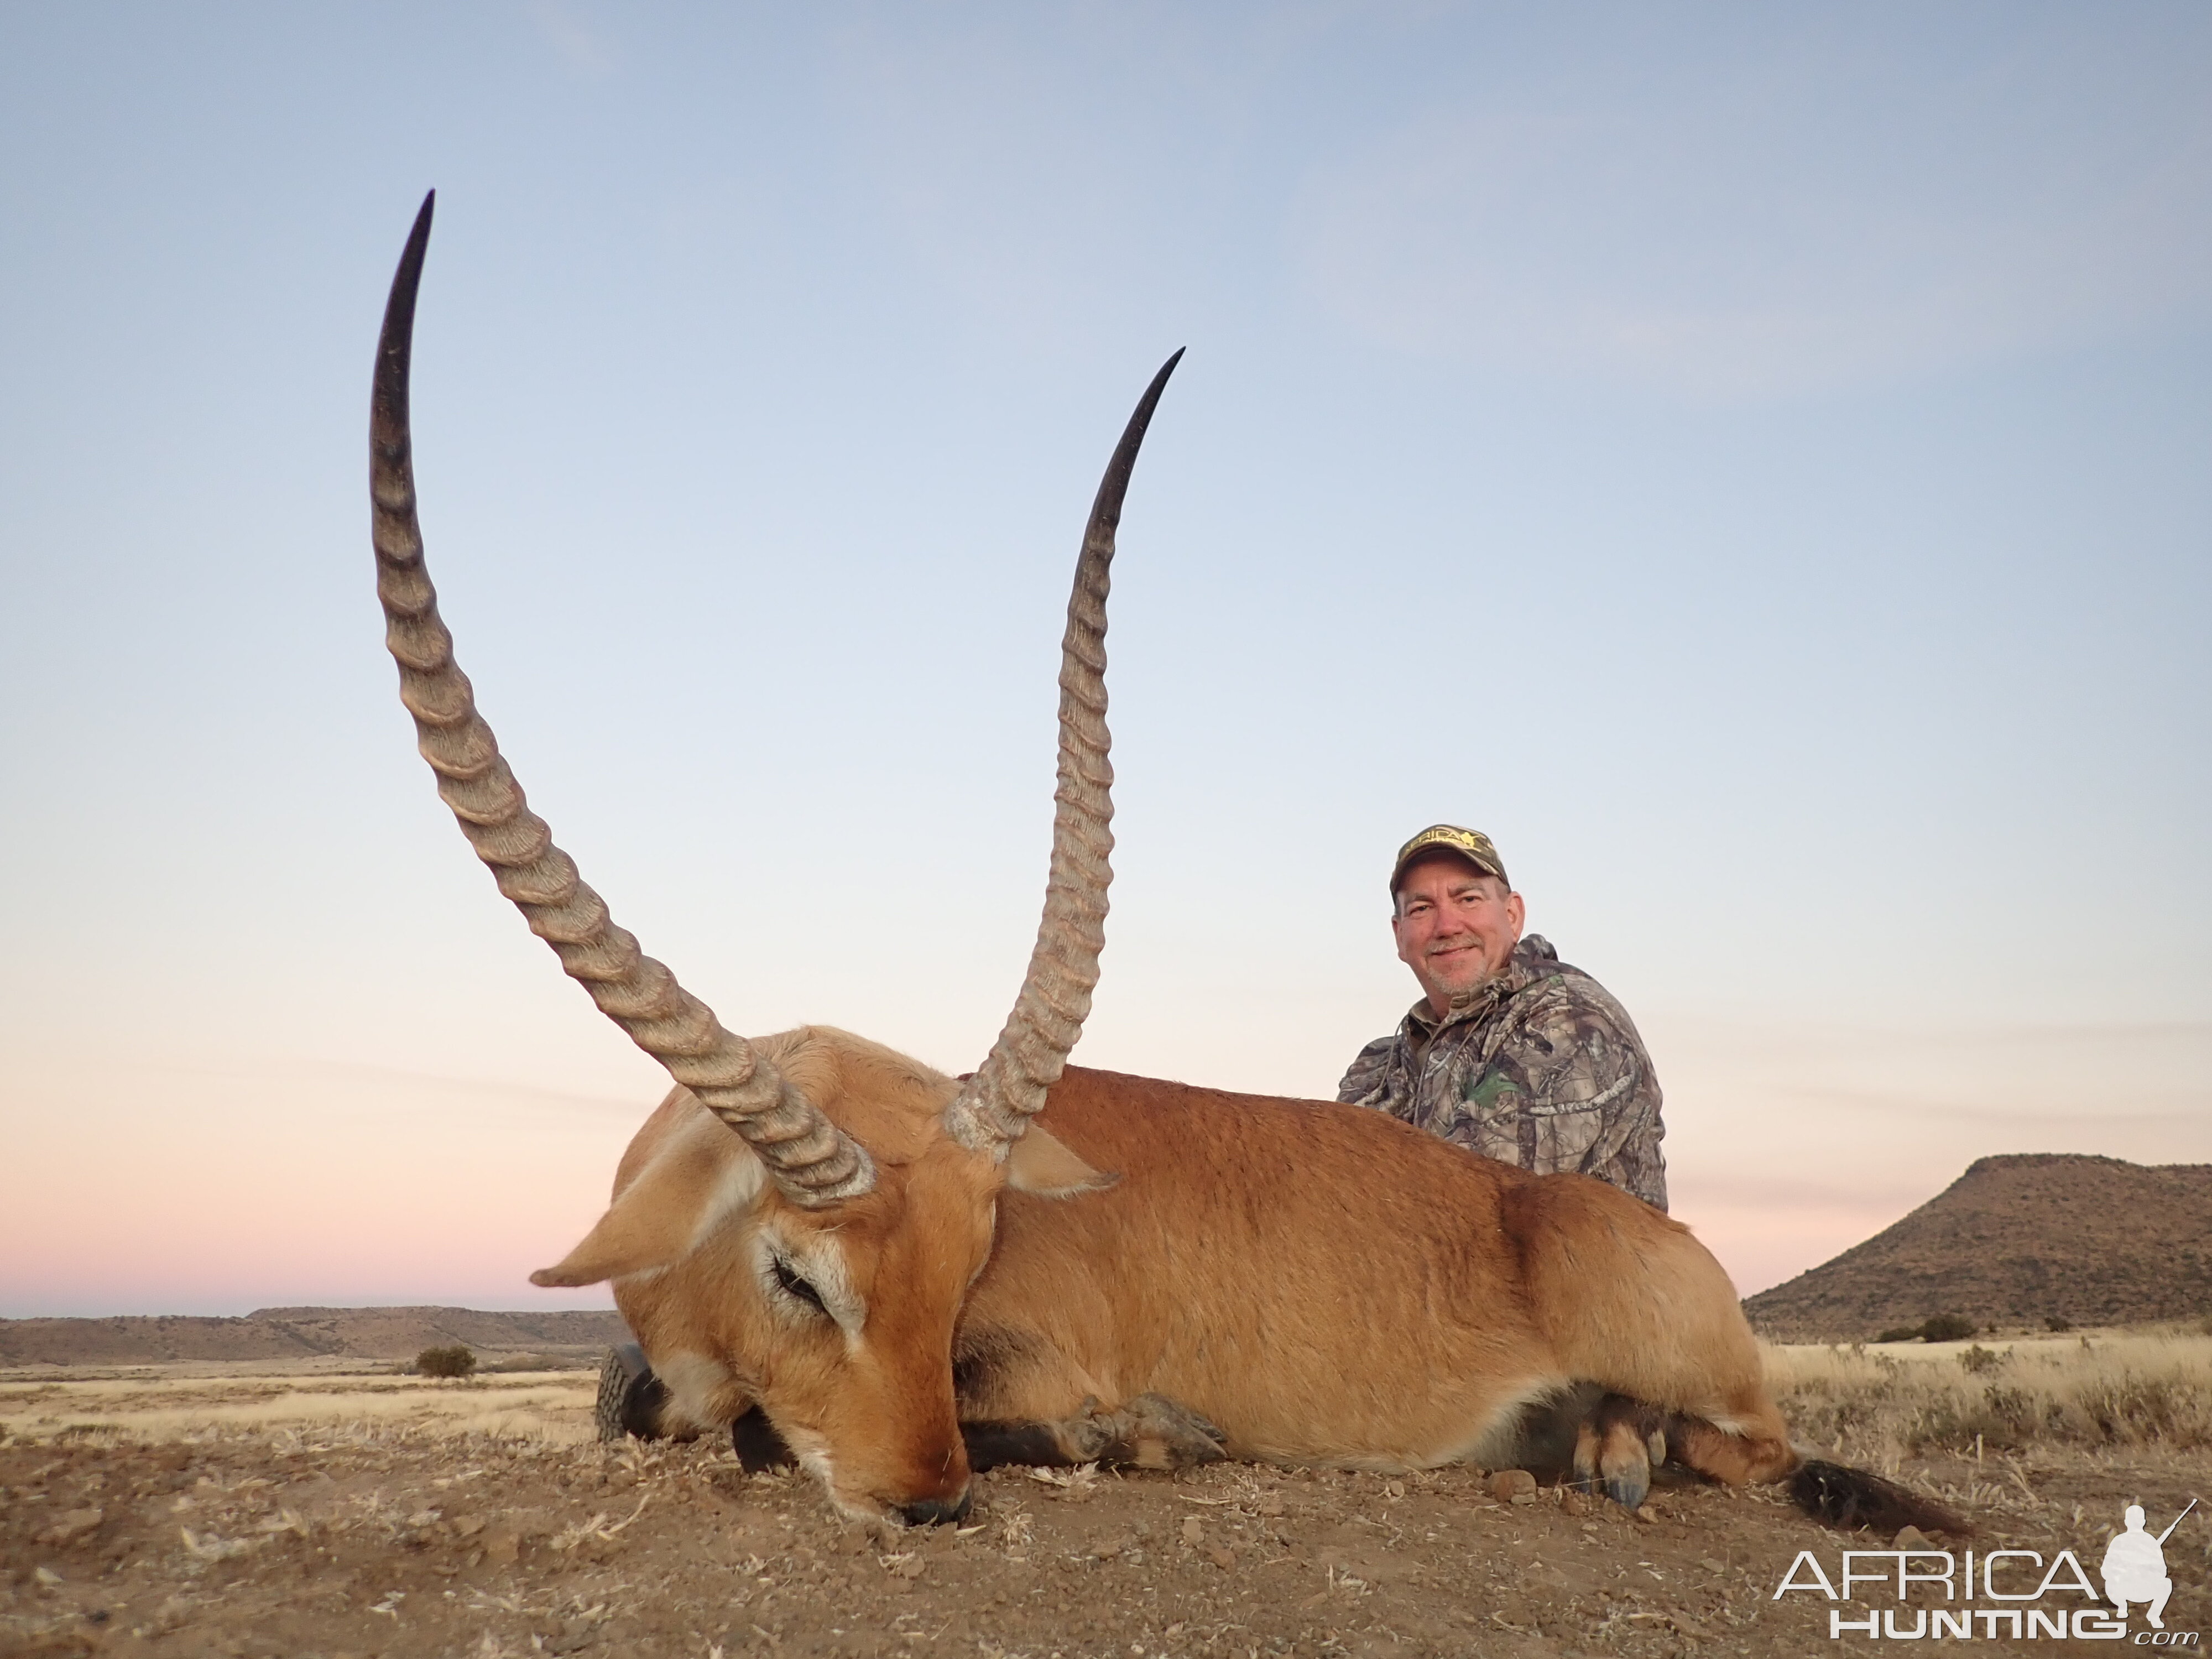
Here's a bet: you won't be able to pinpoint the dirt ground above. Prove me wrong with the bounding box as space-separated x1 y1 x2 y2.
2 1365 2205 1658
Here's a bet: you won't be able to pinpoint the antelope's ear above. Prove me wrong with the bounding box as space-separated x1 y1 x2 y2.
1004 1126 1119 1201
530 1130 765 1287
529 1203 681 1288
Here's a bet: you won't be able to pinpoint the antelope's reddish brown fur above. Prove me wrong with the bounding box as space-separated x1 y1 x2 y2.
541 1027 1802 1521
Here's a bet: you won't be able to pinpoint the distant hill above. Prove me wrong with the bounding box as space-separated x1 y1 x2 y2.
0 1306 628 1367
1744 1154 2212 1343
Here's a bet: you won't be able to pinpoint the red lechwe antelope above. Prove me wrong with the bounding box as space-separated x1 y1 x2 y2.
367 194 1960 1536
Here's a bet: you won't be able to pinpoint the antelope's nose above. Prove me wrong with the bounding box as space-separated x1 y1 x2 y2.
898 1488 972 1527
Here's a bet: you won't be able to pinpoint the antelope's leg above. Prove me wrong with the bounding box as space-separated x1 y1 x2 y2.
1488 1381 1602 1481
1558 1392 1796 1508
732 1405 796 1472
1504 1178 1801 1496
953 1324 1227 1473
1568 1392 1667 1509
962 1394 1228 1473
1662 1399 1799 1486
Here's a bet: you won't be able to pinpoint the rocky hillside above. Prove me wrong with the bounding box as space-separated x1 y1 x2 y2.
1744 1154 2212 1342
0 1306 627 1367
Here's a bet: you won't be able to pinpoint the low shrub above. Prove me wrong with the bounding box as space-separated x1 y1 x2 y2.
1957 1344 2006 1375
1875 1314 1977 1344
415 1344 477 1379
2045 1316 2073 1333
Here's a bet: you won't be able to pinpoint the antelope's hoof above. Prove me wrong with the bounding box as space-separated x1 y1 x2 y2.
1066 1392 1228 1471
1119 1392 1229 1470
1572 1394 1656 1510
1600 1444 1651 1510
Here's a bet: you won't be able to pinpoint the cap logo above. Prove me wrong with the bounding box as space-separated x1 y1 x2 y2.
1390 825 1507 892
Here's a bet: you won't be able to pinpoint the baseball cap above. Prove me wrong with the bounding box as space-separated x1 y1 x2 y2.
1390 824 1509 894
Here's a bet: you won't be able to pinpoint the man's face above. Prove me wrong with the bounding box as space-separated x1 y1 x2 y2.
1391 852 1526 1016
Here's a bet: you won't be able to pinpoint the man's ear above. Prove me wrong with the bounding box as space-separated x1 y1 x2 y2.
1004 1126 1120 1200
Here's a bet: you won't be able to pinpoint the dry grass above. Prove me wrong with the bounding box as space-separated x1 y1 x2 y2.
15 1335 2209 1467
1766 1329 2212 1462
0 1370 597 1446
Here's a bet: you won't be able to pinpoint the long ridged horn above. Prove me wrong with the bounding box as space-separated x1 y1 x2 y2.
944 351 1182 1156
369 192 874 1209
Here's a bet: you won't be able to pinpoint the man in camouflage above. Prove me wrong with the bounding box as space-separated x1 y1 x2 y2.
1338 825 1668 1211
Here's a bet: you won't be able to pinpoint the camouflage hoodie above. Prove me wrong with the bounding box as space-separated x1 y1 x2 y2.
1335 935 1668 1211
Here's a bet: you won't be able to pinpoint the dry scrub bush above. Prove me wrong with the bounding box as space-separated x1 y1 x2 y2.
1917 1313 1978 1343
1767 1335 2212 1460
415 1344 477 1379
1876 1314 1979 1344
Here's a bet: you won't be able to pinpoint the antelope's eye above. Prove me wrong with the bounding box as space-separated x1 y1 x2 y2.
772 1255 827 1315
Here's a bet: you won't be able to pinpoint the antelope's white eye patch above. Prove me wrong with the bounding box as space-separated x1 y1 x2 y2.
752 1232 866 1340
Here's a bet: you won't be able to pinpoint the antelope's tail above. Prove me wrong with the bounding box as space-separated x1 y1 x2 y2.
1789 1459 1973 1536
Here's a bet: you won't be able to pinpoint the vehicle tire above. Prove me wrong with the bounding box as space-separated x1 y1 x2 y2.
595 1342 663 1442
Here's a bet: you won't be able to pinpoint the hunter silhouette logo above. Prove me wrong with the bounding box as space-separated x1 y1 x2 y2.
2106 1500 2194 1631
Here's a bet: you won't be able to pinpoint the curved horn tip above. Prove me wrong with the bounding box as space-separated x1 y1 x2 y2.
1133 348 1184 419
1080 348 1184 538
391 189 437 302
374 192 439 408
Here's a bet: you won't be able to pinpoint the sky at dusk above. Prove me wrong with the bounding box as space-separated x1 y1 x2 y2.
2 3 2208 1317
